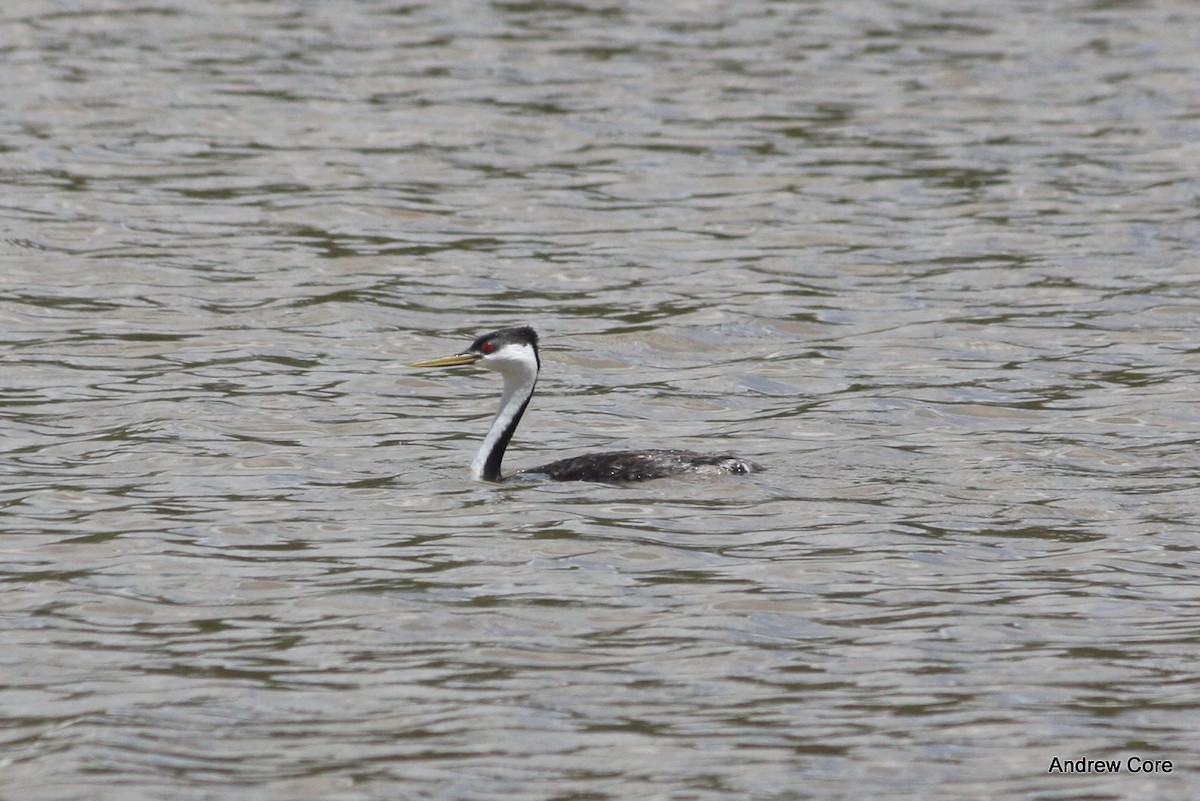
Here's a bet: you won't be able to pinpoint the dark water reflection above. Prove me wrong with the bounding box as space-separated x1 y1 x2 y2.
3 1 1200 799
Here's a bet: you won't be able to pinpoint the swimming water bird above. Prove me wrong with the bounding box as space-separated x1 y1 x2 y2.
410 326 762 483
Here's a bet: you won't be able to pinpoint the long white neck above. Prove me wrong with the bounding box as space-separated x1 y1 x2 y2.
471 345 538 482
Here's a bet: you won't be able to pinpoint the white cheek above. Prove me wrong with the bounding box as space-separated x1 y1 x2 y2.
485 344 537 376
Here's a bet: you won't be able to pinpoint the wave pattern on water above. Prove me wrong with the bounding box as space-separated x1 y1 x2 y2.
2 1 1200 799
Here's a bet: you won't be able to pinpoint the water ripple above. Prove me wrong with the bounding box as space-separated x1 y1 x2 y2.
3 1 1200 799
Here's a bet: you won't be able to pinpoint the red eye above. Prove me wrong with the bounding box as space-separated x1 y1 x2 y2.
481 342 495 354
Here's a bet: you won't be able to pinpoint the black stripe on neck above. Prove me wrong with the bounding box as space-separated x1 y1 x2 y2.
480 388 533 483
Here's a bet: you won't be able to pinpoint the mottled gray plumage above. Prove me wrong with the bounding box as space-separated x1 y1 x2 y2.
521 449 759 483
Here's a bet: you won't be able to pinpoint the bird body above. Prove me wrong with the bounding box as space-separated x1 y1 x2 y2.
411 326 761 484
522 449 758 483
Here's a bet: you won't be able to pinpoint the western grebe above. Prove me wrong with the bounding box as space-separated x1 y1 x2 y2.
410 326 762 483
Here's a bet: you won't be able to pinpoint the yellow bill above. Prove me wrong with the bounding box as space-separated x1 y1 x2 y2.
409 353 480 369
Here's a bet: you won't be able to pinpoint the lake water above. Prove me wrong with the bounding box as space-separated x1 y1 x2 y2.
3 1 1199 799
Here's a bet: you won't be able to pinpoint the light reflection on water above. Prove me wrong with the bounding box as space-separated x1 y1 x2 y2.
3 0 1200 799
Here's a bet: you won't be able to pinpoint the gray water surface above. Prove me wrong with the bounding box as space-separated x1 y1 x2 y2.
3 1 1200 799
